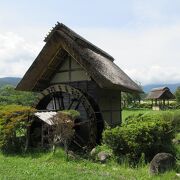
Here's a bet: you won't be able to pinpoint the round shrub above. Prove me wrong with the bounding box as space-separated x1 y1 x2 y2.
103 112 176 163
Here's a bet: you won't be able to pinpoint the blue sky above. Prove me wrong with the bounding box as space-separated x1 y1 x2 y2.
0 0 180 85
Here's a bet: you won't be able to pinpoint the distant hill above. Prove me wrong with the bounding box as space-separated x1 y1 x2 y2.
0 77 21 87
0 77 179 94
143 83 180 93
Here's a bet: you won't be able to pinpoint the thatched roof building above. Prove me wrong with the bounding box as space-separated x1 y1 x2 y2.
146 87 175 110
16 22 142 148
16 22 142 93
146 87 175 100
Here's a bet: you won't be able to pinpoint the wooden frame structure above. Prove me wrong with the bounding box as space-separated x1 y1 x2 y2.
146 87 175 110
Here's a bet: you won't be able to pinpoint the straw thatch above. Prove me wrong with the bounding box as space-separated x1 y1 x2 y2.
146 87 175 100
16 22 142 93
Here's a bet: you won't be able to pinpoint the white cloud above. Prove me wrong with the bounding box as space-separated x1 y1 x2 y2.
0 32 44 77
125 66 180 85
76 25 180 85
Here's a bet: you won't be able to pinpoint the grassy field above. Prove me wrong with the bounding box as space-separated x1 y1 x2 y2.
0 149 178 180
0 109 179 180
122 109 180 121
122 109 153 121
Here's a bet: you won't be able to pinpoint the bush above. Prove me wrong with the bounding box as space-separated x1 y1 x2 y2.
175 87 180 104
0 105 35 152
50 110 80 155
103 112 176 163
173 111 180 132
129 102 152 109
60 110 80 119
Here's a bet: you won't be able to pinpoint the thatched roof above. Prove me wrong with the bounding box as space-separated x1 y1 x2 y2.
146 87 175 100
16 22 142 93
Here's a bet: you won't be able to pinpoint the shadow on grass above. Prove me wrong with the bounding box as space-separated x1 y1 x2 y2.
1 147 50 158
1 147 83 163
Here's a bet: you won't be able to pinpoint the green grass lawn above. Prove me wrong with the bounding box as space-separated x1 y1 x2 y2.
0 149 178 180
122 109 153 121
0 109 179 179
122 109 180 122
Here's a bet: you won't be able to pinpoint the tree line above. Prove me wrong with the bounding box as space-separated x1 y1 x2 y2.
0 84 180 107
0 85 37 106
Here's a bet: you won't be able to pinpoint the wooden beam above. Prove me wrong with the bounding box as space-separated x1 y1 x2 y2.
32 48 67 91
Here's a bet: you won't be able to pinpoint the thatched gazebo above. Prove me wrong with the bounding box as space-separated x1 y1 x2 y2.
16 22 142 148
146 87 175 110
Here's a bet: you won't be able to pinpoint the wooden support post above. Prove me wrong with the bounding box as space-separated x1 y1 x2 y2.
57 94 61 110
120 91 122 125
155 99 157 106
163 99 165 107
52 96 57 110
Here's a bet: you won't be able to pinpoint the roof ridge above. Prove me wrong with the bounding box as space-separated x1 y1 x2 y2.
44 22 114 61
44 22 62 42
151 86 169 92
16 24 142 93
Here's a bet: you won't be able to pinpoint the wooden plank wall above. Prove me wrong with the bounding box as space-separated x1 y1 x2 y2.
68 81 122 127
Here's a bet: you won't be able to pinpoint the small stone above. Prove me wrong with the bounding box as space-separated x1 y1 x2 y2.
149 153 176 174
90 148 96 157
172 139 180 145
67 150 76 160
97 151 110 163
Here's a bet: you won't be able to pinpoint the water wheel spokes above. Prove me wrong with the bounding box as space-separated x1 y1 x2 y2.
35 84 98 149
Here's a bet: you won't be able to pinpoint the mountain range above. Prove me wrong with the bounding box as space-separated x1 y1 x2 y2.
0 77 21 88
0 77 179 93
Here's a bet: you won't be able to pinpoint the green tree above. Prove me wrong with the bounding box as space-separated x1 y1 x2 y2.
0 85 37 106
121 81 143 108
175 86 180 104
121 92 142 108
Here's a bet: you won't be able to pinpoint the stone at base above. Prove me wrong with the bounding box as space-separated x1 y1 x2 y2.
97 151 110 163
149 153 176 174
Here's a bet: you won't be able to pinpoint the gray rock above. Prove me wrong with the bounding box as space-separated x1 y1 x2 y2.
90 148 96 157
149 153 176 174
97 151 110 163
172 139 180 145
67 150 77 160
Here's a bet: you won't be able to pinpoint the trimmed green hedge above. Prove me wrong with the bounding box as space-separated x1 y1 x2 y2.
103 112 178 163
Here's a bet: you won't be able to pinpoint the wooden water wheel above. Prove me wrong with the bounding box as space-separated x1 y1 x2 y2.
32 84 100 149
